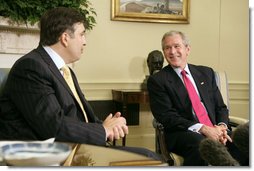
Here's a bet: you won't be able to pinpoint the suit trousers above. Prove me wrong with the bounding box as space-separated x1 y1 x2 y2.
165 131 248 166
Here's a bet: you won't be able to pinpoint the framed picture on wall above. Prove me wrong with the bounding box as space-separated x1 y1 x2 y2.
111 0 190 24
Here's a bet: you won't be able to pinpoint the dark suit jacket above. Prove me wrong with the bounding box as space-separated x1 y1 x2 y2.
147 64 229 133
0 45 106 146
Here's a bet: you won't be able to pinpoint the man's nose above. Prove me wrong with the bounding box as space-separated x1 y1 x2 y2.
83 37 87 46
170 47 176 54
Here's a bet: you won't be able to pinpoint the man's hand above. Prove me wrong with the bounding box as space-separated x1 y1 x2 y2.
199 125 231 145
102 112 128 142
217 124 232 145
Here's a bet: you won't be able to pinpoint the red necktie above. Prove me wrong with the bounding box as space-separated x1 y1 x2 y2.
181 70 213 127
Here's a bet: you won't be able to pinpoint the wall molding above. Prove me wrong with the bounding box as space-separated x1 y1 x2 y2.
0 17 39 68
80 81 249 119
0 16 39 33
80 82 144 100
228 82 249 101
79 81 249 101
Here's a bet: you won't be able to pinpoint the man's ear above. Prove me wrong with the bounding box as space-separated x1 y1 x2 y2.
186 45 191 56
60 32 69 47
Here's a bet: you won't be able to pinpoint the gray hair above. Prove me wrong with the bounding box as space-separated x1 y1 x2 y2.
161 30 190 50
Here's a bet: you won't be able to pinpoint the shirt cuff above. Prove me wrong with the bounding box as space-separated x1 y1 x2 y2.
217 122 228 129
188 123 203 133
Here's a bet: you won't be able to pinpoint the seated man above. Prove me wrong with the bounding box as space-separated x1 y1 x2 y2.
147 30 248 166
0 7 161 162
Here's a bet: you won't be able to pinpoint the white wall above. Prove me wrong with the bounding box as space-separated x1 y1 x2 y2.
77 0 249 119
0 0 249 119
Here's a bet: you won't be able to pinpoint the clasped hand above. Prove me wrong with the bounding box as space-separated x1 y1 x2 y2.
200 125 232 145
103 112 129 142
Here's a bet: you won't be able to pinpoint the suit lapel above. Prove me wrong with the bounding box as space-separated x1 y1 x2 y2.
165 66 190 108
189 65 213 118
69 68 86 103
36 46 93 121
37 46 79 102
189 66 208 102
70 68 94 121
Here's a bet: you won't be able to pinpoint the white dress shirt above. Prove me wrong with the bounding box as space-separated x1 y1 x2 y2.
43 46 65 75
173 65 204 133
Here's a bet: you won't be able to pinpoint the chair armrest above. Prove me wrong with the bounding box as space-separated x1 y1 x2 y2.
229 116 248 127
153 119 174 165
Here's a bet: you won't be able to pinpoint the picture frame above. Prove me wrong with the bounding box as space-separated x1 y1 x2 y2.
111 0 190 24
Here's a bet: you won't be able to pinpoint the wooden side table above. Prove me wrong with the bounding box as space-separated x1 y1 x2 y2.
112 89 149 146
112 89 149 108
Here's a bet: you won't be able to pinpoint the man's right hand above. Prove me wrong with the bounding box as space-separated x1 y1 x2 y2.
102 112 128 142
199 125 231 145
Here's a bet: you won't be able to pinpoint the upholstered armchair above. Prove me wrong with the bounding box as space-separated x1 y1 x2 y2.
0 68 10 96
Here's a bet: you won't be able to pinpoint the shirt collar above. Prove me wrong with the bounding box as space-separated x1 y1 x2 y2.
172 64 191 77
43 46 65 70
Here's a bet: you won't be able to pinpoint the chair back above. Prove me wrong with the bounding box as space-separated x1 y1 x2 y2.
0 68 10 96
214 71 230 110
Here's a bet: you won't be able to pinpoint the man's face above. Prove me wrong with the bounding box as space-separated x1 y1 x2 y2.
162 34 190 70
66 23 86 63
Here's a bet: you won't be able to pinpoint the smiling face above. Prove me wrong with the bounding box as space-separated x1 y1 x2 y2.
162 33 190 70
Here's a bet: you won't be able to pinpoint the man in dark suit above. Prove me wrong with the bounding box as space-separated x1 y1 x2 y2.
147 30 247 165
0 7 160 161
